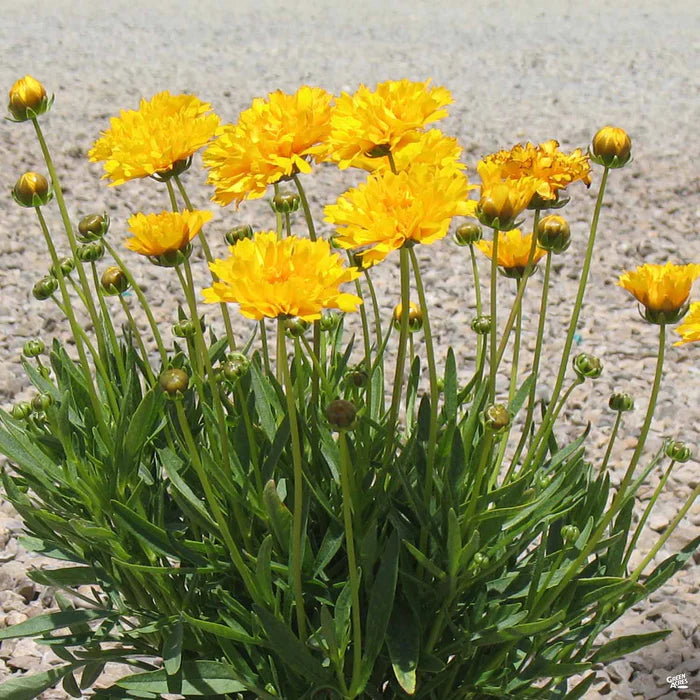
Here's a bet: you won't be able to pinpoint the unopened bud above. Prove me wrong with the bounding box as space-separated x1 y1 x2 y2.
11 402 32 420
78 213 110 241
22 339 45 358
609 392 634 412
393 302 423 332
591 126 632 168
346 368 368 388
561 525 580 545
224 224 254 245
319 311 342 332
366 143 391 159
32 275 58 300
31 393 54 412
101 266 129 295
537 215 571 254
528 190 569 211
284 317 310 338
270 190 300 214
76 241 105 262
665 440 692 464
49 256 75 279
148 245 192 268
13 172 52 208
573 353 603 380
8 75 51 121
159 368 189 397
221 353 250 381
325 399 357 431
172 320 198 338
482 403 510 433
471 315 492 335
454 222 483 246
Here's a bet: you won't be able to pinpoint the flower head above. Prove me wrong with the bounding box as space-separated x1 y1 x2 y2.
479 140 591 204
325 79 453 169
126 210 213 257
475 229 547 277
591 126 632 168
8 75 50 121
89 92 220 185
476 163 540 230
203 232 362 321
203 86 332 207
618 262 700 324
674 301 700 346
325 162 476 266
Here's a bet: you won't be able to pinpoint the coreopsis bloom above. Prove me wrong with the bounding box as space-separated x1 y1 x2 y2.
325 162 477 266
325 79 453 169
89 92 220 185
673 301 700 346
475 229 547 278
617 262 700 324
203 232 362 321
479 140 591 204
203 86 333 207
476 162 541 230
125 210 213 257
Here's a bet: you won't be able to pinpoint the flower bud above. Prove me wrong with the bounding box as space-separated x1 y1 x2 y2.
609 392 635 412
366 143 392 159
537 215 571 254
8 75 51 121
13 172 52 208
159 368 189 397
221 352 251 381
590 126 632 168
469 551 489 573
172 320 198 338
528 190 569 211
101 266 129 295
284 317 310 338
482 403 511 433
148 245 192 268
39 366 51 378
573 352 603 380
454 222 483 246
393 302 423 333
224 224 254 245
319 311 342 332
32 275 58 300
31 393 54 412
11 402 32 420
471 315 492 335
561 524 580 545
325 399 357 431
537 473 551 490
49 256 75 279
346 368 368 388
76 241 105 262
22 339 45 358
77 213 110 241
270 190 301 214
665 440 692 463
150 157 192 182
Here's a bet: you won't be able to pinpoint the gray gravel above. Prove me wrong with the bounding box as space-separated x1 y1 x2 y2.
1 0 699 697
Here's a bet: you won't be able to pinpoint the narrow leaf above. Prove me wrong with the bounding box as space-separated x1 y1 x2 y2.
590 629 671 664
0 665 76 699
0 608 109 640
387 602 419 695
163 617 183 676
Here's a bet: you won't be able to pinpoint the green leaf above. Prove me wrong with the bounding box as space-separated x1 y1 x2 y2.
447 508 461 582
255 607 331 687
123 387 162 462
416 395 431 442
181 613 262 645
387 602 419 695
250 363 278 440
563 673 597 700
163 617 183 676
262 479 293 555
255 535 274 605
0 664 76 699
116 660 247 695
509 373 535 417
444 347 457 419
403 540 446 581
29 567 98 588
80 661 106 690
590 629 671 664
313 521 345 577
0 608 110 640
62 670 82 697
639 533 700 597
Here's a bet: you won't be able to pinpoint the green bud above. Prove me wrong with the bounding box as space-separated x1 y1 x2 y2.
101 266 129 295
76 241 105 262
590 126 632 169
573 352 603 380
31 393 53 412
609 392 635 412
13 172 52 208
346 369 368 388
77 213 110 241
22 339 45 358
221 353 251 381
148 245 192 268
319 311 342 332
561 525 580 545
454 222 483 246
172 320 198 338
270 190 300 214
11 402 32 420
159 368 189 397
471 315 492 335
8 76 52 122
325 399 357 431
482 404 510 433
393 302 423 333
528 190 569 211
365 143 391 159
32 275 58 300
224 224 254 245
537 215 571 254
665 440 692 463
284 317 310 338
49 256 75 279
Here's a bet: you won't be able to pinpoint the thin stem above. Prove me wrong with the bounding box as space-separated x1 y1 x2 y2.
277 320 307 640
235 382 263 496
259 320 272 375
363 269 383 352
91 263 127 387
165 179 179 211
469 244 482 316
465 433 495 526
292 174 317 241
599 411 624 476
488 230 499 402
119 295 156 384
339 432 363 693
273 183 283 239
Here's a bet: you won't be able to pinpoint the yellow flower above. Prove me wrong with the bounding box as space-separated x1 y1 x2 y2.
674 302 700 346
89 92 220 185
591 126 632 167
8 75 49 120
203 86 333 207
325 79 453 169
475 229 547 277
324 162 477 266
125 210 213 256
476 162 541 230
618 262 700 324
202 232 362 321
479 140 591 203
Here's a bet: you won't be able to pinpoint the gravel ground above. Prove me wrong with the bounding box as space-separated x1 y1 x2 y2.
0 1 698 697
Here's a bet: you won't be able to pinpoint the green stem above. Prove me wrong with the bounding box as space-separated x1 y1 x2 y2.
235 382 263 496
292 174 317 241
599 411 624 476
465 433 495 526
165 179 179 211
469 244 482 316
363 269 383 352
488 230 499 402
277 320 307 640
118 295 156 385
273 183 283 239
259 320 272 375
91 263 127 387
339 432 363 694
